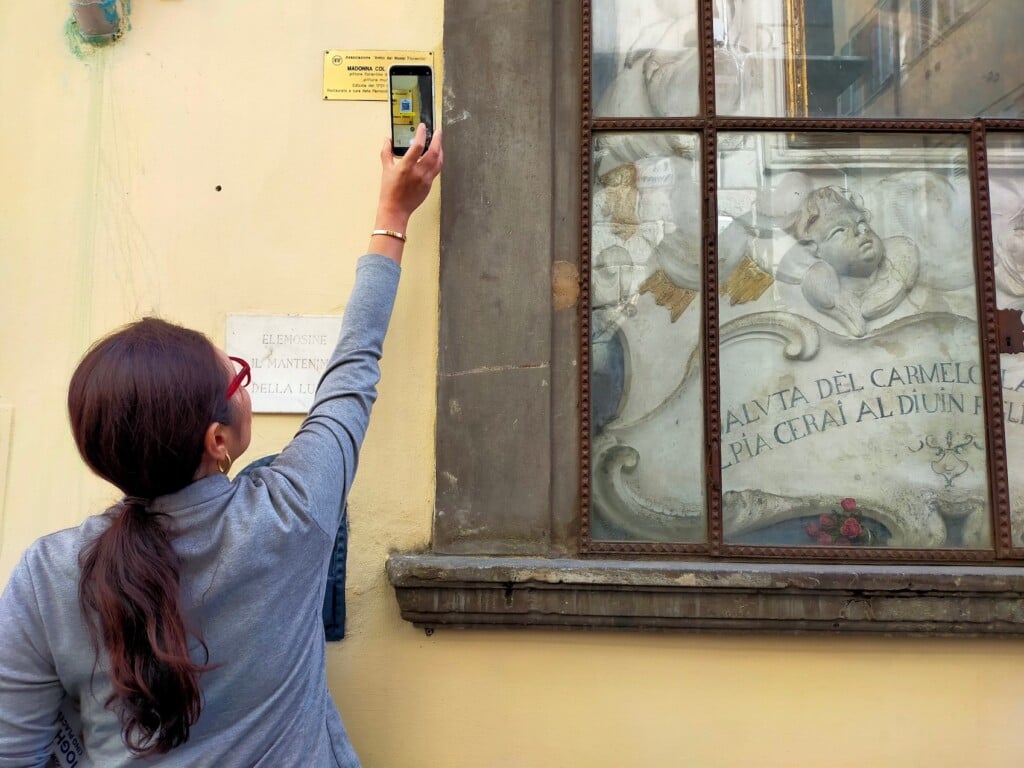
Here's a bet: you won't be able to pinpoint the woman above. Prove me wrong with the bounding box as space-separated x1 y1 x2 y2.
0 123 442 767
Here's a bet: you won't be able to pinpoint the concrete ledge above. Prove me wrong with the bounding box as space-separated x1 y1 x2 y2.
387 554 1024 636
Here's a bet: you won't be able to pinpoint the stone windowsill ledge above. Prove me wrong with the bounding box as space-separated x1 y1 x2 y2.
386 554 1024 636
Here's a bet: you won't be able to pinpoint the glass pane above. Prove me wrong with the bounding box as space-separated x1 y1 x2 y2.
589 132 705 542
718 0 1024 118
990 133 1024 548
593 0 701 117
718 133 991 549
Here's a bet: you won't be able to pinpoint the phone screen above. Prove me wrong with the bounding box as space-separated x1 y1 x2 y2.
389 65 433 156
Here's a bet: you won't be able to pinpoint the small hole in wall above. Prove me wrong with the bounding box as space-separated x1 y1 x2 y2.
215 185 222 192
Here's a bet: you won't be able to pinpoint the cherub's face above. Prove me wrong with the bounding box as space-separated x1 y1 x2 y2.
805 204 884 277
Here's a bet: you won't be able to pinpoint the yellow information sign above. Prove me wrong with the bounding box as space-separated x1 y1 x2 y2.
323 49 433 101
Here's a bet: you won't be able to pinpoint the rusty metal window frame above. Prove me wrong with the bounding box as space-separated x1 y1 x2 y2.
578 0 1024 562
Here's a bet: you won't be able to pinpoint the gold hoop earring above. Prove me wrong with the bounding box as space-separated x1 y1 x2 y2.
218 451 233 475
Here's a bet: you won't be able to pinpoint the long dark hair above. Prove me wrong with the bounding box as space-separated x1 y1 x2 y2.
68 317 233 756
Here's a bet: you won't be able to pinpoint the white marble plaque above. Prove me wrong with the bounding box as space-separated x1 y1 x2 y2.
226 315 343 413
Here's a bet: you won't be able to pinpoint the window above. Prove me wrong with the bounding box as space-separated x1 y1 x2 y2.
585 0 1024 561
837 1 897 114
388 0 1024 635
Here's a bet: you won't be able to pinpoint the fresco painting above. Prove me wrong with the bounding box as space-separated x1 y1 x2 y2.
591 130 999 548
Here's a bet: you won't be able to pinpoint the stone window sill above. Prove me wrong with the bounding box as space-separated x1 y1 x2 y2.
387 554 1024 636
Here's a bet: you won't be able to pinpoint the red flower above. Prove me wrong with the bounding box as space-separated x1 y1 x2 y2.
819 514 836 530
840 498 857 512
804 523 821 537
816 532 833 545
840 517 863 538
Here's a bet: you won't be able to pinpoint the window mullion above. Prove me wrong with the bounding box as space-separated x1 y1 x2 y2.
580 0 594 550
699 0 722 553
970 120 1016 557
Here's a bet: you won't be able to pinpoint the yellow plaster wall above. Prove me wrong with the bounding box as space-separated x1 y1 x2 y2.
2 2 1024 767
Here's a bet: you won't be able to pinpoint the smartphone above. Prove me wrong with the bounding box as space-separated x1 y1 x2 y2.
388 64 434 156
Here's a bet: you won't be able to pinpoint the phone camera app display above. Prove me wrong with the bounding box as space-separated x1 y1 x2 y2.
389 66 433 155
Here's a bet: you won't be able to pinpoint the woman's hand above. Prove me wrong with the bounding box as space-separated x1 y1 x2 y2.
370 123 444 263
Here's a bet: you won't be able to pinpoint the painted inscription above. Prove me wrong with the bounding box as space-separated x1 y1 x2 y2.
721 362 998 470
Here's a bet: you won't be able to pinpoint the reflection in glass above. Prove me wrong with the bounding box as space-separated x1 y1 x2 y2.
589 132 705 542
717 0 1024 118
989 134 1024 548
592 0 701 117
717 133 991 549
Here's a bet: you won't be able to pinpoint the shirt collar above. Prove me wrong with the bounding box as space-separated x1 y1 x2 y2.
150 472 234 515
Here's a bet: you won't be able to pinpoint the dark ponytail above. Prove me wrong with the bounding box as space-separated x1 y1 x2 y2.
69 317 233 756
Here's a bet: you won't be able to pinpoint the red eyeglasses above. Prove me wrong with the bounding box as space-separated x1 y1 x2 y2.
226 356 251 399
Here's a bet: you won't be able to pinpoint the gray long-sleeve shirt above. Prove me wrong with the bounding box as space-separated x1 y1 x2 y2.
0 254 401 767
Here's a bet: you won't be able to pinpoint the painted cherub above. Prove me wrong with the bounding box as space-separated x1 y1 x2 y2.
777 187 920 337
